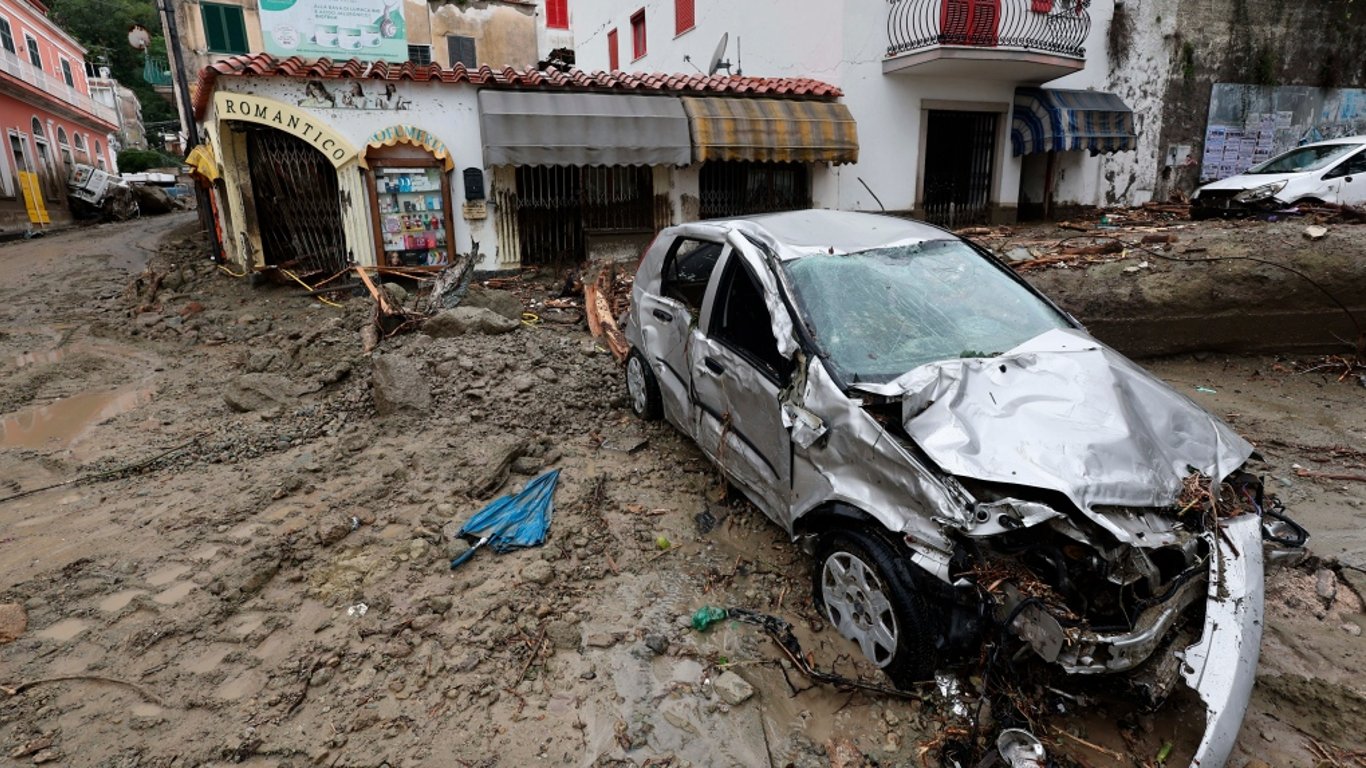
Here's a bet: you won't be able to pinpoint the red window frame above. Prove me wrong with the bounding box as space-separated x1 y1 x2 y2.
607 28 619 70
546 0 569 30
630 8 646 60
675 0 695 35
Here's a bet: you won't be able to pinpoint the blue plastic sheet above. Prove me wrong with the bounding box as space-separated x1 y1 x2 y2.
451 469 558 568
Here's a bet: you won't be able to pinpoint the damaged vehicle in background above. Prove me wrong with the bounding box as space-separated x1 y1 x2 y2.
1192 135 1366 217
623 210 1308 767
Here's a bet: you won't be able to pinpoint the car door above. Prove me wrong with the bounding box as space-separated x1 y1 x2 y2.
1323 149 1366 205
688 246 794 521
636 236 725 427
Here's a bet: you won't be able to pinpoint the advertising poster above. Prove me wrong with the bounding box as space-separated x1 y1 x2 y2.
260 0 408 62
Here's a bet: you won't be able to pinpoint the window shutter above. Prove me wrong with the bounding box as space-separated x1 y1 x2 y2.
675 0 694 35
225 6 248 53
607 28 619 70
447 35 476 68
969 0 999 45
546 0 568 30
201 5 224 52
1031 0 1052 12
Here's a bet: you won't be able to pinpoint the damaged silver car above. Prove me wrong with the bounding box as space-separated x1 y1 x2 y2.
623 210 1307 767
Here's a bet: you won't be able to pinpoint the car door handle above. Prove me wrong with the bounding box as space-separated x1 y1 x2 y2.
703 356 725 375
652 308 673 322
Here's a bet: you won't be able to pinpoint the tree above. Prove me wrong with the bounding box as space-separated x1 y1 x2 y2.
47 0 178 126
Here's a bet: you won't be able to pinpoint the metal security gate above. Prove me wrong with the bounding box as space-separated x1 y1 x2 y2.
246 127 347 275
699 162 811 219
512 165 653 264
922 110 997 227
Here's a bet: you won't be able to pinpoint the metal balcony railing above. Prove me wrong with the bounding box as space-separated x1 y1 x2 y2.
0 49 120 126
143 56 174 87
887 0 1092 59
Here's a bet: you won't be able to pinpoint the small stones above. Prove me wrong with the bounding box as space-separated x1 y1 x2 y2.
520 559 555 585
644 633 670 655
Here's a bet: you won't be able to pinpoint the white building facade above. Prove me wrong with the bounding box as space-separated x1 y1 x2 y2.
563 0 1142 223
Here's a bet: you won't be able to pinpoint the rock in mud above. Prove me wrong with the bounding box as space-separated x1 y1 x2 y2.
316 513 354 546
371 354 431 415
1316 568 1338 603
446 538 471 561
644 633 670 655
422 307 518 337
714 670 754 705
461 285 524 321
223 373 297 413
521 559 555 585
0 602 27 643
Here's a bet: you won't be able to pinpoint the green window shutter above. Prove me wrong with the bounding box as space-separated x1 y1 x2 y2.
202 4 248 53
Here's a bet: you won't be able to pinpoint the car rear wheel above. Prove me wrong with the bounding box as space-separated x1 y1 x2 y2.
813 529 941 688
625 349 663 421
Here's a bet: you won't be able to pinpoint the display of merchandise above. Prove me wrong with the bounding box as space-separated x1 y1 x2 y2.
374 166 448 266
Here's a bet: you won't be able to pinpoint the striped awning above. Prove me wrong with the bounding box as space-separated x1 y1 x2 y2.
681 97 858 165
1011 87 1137 156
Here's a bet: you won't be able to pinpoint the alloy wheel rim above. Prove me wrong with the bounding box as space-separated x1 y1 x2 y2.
626 356 648 415
821 551 899 668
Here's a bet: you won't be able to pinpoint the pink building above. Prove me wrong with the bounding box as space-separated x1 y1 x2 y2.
0 0 120 233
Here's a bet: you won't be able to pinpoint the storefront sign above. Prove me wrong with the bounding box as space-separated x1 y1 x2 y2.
259 0 408 62
214 92 358 167
365 125 453 170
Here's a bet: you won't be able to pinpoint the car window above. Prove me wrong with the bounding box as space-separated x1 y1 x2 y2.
708 255 791 382
661 238 723 310
781 239 1070 384
1247 143 1363 174
1324 150 1366 179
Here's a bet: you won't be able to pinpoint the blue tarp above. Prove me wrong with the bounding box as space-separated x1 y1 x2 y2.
451 469 559 568
1011 87 1137 157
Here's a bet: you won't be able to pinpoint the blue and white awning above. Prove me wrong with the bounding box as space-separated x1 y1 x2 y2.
1011 87 1137 156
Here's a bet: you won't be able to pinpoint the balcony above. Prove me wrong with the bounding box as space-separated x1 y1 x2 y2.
0 49 120 127
885 0 1091 83
143 56 174 88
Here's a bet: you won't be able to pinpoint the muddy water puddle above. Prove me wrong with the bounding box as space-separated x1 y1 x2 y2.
0 383 154 451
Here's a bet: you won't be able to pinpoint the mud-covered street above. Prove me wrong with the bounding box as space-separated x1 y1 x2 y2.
1 214 1363 767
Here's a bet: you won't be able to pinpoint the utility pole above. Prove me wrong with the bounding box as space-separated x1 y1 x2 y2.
154 0 221 259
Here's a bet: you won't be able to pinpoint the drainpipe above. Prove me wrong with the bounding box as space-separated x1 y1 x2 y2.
156 0 221 260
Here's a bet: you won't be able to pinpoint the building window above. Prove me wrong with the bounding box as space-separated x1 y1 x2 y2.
447 35 476 68
74 132 88 163
546 0 569 30
407 44 432 65
607 28 618 70
675 0 694 35
31 117 42 138
200 3 249 54
95 139 104 170
630 9 646 60
60 58 74 87
699 162 811 219
24 33 39 69
0 18 14 55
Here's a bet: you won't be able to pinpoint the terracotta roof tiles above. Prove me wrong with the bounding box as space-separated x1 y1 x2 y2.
192 52 842 120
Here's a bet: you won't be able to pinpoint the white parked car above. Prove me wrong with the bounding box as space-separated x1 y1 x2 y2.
1193 135 1366 216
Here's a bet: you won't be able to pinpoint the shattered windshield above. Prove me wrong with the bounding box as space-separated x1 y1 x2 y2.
1246 143 1362 174
781 240 1070 383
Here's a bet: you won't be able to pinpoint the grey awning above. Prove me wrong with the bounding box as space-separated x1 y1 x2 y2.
478 91 692 167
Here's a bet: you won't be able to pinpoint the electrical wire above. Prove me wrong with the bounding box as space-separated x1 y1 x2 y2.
280 268 343 308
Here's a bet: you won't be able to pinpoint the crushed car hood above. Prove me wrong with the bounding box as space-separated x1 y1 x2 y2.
856 329 1253 513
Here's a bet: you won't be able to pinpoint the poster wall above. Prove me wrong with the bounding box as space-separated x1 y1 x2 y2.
259 0 408 62
1200 84 1366 182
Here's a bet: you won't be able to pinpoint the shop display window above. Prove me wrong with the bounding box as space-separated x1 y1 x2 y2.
366 145 455 268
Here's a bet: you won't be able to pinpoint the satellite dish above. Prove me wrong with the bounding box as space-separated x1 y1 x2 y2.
707 32 731 76
127 24 151 51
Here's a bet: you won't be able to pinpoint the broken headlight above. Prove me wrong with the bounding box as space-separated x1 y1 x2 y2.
1233 180 1287 202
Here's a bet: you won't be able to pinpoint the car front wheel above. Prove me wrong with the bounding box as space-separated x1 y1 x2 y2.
814 529 942 688
625 349 663 421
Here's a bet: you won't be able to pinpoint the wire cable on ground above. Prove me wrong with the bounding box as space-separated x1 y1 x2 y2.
0 433 206 505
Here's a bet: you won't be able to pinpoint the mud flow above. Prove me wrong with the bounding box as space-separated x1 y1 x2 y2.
0 213 1363 767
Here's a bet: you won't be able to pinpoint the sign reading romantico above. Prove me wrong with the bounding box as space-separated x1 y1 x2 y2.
213 92 359 167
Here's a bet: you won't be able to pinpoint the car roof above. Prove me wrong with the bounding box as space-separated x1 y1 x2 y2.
697 209 952 259
1297 135 1366 148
